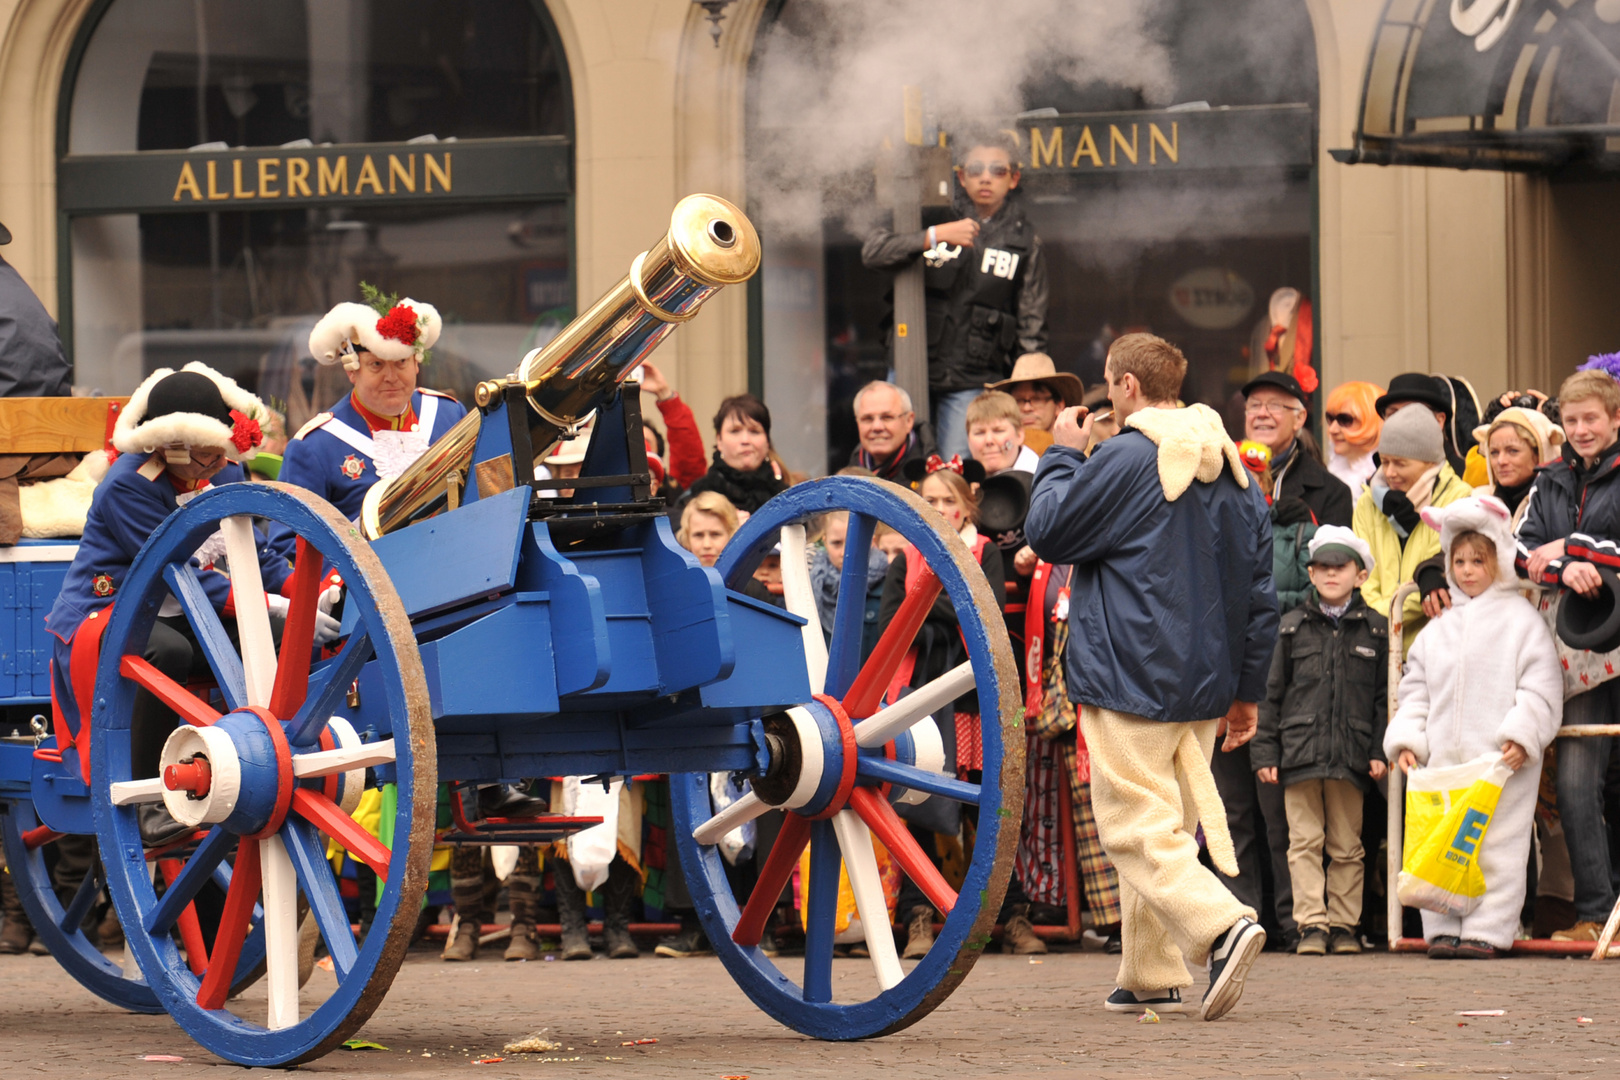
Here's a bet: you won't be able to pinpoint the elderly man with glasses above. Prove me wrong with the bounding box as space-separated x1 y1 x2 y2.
848 380 936 481
862 132 1048 461
1242 371 1353 528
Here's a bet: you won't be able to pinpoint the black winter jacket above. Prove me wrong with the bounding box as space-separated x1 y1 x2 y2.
1272 442 1354 528
1253 591 1389 792
1515 440 1620 584
861 188 1048 392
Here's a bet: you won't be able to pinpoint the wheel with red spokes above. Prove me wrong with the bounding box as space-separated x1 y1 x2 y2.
92 482 434 1066
670 476 1022 1039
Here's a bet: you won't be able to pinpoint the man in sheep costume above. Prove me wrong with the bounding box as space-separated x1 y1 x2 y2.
276 293 465 525
44 363 296 844
1384 495 1563 956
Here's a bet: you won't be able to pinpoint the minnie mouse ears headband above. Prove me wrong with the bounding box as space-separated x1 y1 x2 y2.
903 453 986 484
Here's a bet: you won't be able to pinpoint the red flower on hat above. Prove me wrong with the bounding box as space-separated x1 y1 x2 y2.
375 303 420 347
230 410 262 453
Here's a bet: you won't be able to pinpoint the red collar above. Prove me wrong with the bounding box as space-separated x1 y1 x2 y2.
350 392 418 434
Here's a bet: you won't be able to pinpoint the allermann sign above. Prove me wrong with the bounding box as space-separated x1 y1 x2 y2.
1020 104 1313 175
58 136 570 215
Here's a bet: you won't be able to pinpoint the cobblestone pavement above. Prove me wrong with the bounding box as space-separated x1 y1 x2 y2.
1 943 1614 1077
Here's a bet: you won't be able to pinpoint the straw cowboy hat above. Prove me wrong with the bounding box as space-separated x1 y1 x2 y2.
987 352 1085 407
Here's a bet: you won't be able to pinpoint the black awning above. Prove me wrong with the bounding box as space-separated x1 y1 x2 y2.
1336 0 1620 172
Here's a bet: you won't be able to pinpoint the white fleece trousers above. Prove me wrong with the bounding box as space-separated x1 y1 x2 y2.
1081 706 1254 992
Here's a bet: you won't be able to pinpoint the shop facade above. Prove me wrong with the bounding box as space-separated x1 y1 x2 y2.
0 0 1594 471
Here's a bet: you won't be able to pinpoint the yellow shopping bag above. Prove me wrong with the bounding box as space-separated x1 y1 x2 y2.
1398 753 1514 917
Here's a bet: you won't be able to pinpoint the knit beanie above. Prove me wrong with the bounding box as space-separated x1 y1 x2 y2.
1377 404 1444 464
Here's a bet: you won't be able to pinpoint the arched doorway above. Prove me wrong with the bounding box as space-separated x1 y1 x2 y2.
58 0 573 431
747 0 1320 472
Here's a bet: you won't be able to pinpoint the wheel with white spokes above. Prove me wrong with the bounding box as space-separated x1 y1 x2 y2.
92 482 434 1067
669 476 1022 1039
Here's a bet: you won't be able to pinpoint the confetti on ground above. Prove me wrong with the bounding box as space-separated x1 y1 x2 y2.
621 1038 658 1046
474 1057 505 1065
316 956 335 973
141 1055 184 1062
1459 1010 1505 1017
504 1034 564 1054
341 1039 388 1051
721 1075 750 1079
1577 1017 1594 1024
1028 958 1043 964
1137 1008 1159 1024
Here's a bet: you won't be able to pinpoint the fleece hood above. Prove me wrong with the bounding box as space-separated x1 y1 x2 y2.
1420 494 1518 594
1124 402 1249 501
1474 406 1565 485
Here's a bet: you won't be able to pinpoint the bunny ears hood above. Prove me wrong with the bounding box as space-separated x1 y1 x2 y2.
1420 495 1518 592
113 363 268 463
309 298 441 369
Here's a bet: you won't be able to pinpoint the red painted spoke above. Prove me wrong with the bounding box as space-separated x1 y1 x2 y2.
732 812 811 948
849 786 957 915
159 859 209 977
291 788 391 878
268 538 323 720
196 837 260 1010
842 565 941 719
120 656 221 728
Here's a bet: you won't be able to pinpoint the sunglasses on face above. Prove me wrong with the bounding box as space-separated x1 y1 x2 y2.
960 161 1012 178
1324 412 1358 427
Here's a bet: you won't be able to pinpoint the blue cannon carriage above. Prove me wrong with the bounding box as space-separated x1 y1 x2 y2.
0 196 1022 1067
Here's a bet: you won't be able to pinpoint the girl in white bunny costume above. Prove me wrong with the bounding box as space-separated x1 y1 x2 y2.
1384 495 1563 955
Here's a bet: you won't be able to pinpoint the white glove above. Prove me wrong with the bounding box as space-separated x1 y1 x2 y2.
265 593 290 620
314 610 343 645
318 583 342 615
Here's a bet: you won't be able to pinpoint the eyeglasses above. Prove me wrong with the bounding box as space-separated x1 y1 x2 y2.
1012 391 1054 405
1244 401 1304 417
960 161 1012 178
857 412 910 426
1324 411 1358 427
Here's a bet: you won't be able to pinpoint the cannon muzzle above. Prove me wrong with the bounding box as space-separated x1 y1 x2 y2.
362 194 760 538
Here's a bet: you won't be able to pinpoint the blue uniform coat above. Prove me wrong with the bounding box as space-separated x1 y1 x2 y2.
1024 429 1278 724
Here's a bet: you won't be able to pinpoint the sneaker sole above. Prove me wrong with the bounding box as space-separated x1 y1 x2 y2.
1202 924 1265 1021
1105 999 1188 1014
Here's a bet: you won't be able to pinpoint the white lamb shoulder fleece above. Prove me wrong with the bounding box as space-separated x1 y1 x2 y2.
1385 495 1562 768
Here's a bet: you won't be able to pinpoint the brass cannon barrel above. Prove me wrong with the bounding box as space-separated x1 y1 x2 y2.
361 194 760 539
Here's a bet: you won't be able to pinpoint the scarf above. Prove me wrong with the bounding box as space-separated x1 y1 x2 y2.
687 449 788 513
1492 476 1532 517
857 430 919 481
809 543 887 636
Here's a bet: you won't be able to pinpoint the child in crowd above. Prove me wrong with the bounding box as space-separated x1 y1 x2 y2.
965 391 1039 474
1384 497 1563 959
1253 526 1388 956
1353 405 1472 650
810 509 888 658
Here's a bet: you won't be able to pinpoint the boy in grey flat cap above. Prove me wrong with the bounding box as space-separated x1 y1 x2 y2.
1253 525 1388 956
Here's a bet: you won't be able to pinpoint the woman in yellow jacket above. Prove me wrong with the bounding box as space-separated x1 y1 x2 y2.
1353 405 1473 652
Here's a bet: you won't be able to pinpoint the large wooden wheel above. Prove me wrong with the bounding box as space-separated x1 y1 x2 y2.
91 482 435 1067
669 476 1023 1039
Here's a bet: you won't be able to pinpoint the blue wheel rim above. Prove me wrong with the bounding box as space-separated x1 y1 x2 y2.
671 476 1023 1040
91 482 435 1067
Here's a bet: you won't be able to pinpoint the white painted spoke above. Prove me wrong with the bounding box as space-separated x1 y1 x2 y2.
831 810 904 991
109 777 166 805
691 790 766 846
290 738 396 779
779 524 828 696
260 833 300 1031
853 661 974 748
222 515 277 708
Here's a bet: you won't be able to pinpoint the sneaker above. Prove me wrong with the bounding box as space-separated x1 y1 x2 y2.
654 925 711 958
1296 925 1329 956
759 928 781 959
27 936 48 957
1105 987 1187 1014
1328 926 1362 955
1202 917 1265 1021
1551 921 1603 942
1454 939 1498 960
0 919 32 956
1106 931 1122 955
901 906 935 960
1426 935 1460 959
96 907 124 951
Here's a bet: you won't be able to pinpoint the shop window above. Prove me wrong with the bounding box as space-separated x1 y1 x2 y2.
59 0 571 430
750 0 1318 473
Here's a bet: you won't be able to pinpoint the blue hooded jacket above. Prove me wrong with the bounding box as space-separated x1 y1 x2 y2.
1025 416 1278 724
